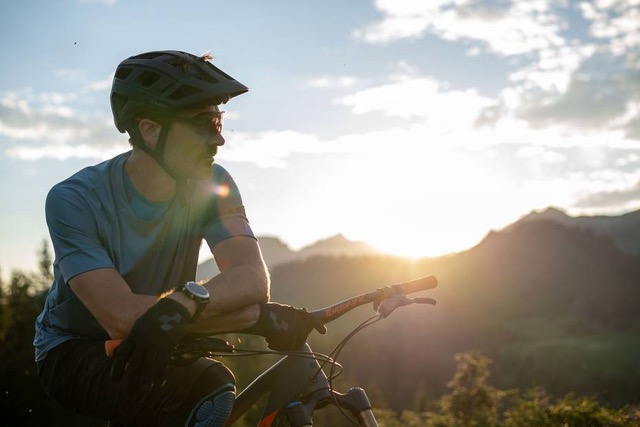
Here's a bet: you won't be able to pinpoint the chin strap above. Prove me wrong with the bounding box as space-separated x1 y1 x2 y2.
134 122 189 206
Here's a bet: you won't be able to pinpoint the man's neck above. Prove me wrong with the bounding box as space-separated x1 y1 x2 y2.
124 149 176 202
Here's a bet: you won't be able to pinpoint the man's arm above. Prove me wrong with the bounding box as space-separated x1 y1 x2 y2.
187 236 326 351
68 268 158 339
69 236 269 339
187 235 270 334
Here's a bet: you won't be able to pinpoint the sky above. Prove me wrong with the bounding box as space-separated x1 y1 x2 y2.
1 0 639 275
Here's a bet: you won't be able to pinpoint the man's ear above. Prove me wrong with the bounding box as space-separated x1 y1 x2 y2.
137 119 161 149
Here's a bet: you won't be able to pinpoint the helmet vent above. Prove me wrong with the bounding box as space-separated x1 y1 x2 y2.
137 52 162 60
115 67 133 80
135 70 162 88
168 85 199 101
198 71 220 85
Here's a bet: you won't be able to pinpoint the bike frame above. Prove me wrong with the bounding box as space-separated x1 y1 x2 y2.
227 344 377 427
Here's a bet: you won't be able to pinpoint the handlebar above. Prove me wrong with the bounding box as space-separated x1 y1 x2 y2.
310 275 437 324
104 275 438 356
391 275 438 294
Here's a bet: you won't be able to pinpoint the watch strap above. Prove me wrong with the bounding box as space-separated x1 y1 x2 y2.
177 282 209 321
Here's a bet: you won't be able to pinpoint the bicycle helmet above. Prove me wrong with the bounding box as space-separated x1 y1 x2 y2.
109 50 248 195
111 50 248 133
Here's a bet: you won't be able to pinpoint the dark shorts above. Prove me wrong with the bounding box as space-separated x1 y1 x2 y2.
37 339 235 426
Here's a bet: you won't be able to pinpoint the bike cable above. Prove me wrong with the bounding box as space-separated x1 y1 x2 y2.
313 313 383 426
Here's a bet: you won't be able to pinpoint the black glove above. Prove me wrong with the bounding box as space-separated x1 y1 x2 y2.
110 298 191 390
243 302 327 351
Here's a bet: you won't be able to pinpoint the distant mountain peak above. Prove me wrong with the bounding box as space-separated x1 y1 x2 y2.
499 206 640 256
524 206 570 221
196 233 379 281
539 206 569 217
299 234 377 256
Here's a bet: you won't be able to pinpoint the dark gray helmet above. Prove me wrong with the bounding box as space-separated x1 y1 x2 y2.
110 50 248 133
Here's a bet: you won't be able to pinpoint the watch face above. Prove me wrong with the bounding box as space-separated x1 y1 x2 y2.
185 281 210 299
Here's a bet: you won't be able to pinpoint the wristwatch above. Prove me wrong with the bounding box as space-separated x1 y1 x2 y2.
176 281 210 321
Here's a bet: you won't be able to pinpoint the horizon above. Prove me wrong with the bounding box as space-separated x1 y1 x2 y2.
1 1 639 275
7 204 637 279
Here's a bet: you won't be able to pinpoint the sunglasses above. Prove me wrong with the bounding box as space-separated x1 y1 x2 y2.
172 111 224 139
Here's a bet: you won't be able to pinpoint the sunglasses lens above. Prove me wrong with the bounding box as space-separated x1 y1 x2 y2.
179 112 223 138
209 116 222 135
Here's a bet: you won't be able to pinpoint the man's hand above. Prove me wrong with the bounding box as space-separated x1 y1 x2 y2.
110 298 190 390
243 302 326 351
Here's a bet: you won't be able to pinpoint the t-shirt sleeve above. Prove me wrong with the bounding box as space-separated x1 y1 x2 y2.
203 165 255 250
46 184 115 282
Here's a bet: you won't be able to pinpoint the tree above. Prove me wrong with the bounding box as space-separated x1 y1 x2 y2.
439 352 510 426
37 239 53 285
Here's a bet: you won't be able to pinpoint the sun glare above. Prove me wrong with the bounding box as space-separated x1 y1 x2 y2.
339 138 517 259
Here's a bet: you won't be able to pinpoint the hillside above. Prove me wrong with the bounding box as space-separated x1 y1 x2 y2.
512 207 640 255
261 217 640 409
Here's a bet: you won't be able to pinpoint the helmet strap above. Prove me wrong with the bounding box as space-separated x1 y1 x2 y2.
131 122 189 206
153 123 189 206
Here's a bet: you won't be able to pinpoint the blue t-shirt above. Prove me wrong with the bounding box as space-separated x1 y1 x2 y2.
33 151 255 362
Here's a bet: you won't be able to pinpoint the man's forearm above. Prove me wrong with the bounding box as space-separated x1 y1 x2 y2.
201 263 269 317
187 303 261 334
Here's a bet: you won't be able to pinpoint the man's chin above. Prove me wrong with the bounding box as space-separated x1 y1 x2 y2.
187 162 215 181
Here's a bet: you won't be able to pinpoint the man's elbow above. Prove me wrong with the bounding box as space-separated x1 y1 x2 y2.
252 262 270 303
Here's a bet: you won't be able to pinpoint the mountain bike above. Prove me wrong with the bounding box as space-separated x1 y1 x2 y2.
108 275 438 426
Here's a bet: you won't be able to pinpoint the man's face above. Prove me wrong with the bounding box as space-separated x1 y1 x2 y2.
162 105 225 180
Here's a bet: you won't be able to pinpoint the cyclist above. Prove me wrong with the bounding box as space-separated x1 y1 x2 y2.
33 50 325 426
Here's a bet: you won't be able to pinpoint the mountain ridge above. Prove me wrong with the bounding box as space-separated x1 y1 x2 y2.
505 206 640 255
196 233 378 281
197 207 640 280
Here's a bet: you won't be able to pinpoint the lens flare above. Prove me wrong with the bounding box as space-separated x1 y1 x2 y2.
210 184 230 198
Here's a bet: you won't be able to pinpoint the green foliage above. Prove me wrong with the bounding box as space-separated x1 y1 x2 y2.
373 408 431 426
437 352 512 426
504 389 640 427
374 352 640 427
0 242 60 425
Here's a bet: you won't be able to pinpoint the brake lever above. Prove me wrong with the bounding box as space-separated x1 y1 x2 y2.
376 294 411 318
376 295 437 318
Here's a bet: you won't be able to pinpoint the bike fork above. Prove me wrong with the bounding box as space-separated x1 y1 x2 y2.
356 407 379 427
340 387 379 427
285 387 378 427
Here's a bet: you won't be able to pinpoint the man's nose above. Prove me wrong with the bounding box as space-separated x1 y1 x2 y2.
208 132 225 146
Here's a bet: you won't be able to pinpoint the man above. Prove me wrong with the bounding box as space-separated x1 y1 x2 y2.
34 50 325 426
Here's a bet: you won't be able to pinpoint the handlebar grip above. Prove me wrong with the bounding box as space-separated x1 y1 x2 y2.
391 275 438 294
105 339 122 357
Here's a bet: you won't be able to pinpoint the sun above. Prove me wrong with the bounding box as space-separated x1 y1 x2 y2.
336 139 516 259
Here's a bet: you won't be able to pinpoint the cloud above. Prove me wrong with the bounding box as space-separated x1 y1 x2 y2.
307 76 360 89
218 130 325 168
574 179 640 210
355 1 640 141
354 0 566 56
579 0 640 57
85 77 113 92
7 143 124 161
336 72 494 129
0 84 125 161
627 115 640 140
513 52 640 140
